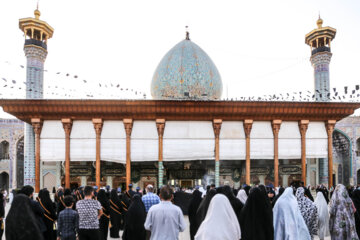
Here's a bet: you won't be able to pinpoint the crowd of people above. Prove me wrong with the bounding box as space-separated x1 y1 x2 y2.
2 182 360 240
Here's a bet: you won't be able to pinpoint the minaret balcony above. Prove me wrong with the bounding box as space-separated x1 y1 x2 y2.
25 39 47 50
312 46 330 55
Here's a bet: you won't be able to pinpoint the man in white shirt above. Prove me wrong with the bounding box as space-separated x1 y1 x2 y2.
144 185 186 240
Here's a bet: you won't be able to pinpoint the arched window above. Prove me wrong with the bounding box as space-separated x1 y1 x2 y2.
0 141 9 159
356 138 360 157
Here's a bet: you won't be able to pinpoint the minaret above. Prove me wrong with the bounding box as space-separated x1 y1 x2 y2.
305 16 336 101
19 7 54 186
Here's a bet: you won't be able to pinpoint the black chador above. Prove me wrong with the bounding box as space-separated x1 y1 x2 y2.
97 189 110 240
122 194 146 240
109 189 125 238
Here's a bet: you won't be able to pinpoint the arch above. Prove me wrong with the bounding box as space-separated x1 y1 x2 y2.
356 137 360 157
0 140 9 159
43 172 56 191
16 136 24 188
0 172 9 191
333 129 352 185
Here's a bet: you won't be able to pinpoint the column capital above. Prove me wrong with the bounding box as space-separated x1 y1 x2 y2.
156 119 166 137
271 119 282 136
31 118 43 135
123 119 133 137
213 119 222 138
243 119 253 137
92 118 103 135
61 118 73 135
298 120 309 136
325 120 336 136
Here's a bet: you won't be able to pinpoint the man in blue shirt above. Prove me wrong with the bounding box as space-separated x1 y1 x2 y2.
57 195 79 240
144 185 186 240
141 184 160 212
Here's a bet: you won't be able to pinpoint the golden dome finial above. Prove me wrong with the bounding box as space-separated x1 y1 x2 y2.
34 0 40 19
317 14 323 28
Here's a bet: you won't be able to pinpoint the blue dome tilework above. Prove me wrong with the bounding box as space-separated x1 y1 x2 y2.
151 39 222 100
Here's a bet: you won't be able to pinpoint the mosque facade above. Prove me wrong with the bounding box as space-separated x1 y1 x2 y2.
0 9 360 192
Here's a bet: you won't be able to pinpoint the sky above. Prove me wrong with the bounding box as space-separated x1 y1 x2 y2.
0 0 360 118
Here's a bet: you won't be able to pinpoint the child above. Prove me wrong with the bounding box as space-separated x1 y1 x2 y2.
57 195 79 240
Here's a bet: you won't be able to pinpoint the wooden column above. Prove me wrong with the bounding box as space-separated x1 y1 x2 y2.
123 119 133 191
31 118 43 193
326 120 336 188
243 120 253 185
93 119 103 189
299 120 309 185
61 119 72 189
272 120 282 187
213 119 222 187
156 119 165 188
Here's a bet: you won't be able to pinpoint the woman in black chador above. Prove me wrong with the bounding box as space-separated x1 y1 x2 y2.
38 189 57 240
110 189 123 238
6 194 44 240
196 188 217 227
188 190 203 240
123 194 146 240
240 187 274 240
98 189 110 240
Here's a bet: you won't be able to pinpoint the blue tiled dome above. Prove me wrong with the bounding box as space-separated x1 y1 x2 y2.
151 38 222 100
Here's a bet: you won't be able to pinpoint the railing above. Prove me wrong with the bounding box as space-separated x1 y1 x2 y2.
24 39 47 50
312 46 330 55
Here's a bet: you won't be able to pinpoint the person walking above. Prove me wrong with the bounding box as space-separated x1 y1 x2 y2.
97 189 110 240
0 192 4 239
109 189 123 238
329 184 359 240
76 186 103 240
296 187 318 239
314 191 330 240
240 187 273 240
123 194 147 240
144 185 186 240
57 196 79 240
6 193 44 240
39 189 57 240
141 184 160 213
273 187 310 240
195 194 241 240
188 190 202 240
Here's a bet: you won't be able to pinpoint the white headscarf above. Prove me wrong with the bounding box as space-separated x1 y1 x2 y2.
273 187 311 240
236 189 248 204
195 194 241 240
314 192 330 239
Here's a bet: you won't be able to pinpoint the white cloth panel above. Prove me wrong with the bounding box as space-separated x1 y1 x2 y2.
306 122 328 158
131 121 158 161
278 122 301 159
101 121 126 163
40 121 65 162
40 139 65 161
41 120 65 138
163 121 214 161
70 121 95 161
250 121 274 159
220 121 245 160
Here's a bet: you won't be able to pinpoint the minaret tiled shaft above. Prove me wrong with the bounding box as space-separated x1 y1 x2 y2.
19 8 53 187
311 52 332 101
23 46 47 186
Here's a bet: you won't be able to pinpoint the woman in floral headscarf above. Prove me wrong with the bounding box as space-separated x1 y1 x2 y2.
329 184 359 240
296 187 318 239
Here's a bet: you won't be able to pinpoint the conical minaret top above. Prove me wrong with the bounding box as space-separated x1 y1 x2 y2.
19 6 54 53
305 17 336 102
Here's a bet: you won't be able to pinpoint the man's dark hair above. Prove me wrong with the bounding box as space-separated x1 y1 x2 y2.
64 195 74 207
210 183 216 188
160 185 173 200
20 185 34 197
84 186 94 196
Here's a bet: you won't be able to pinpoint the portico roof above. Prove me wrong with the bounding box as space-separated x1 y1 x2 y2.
1 99 359 123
